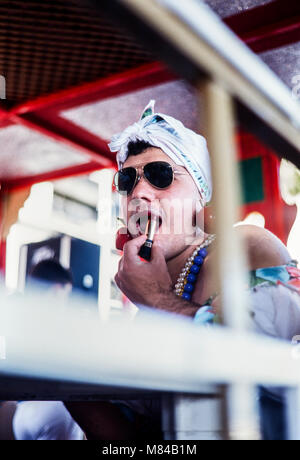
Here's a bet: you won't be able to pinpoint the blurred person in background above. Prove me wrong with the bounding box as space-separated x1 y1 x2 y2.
10 259 84 441
29 258 73 301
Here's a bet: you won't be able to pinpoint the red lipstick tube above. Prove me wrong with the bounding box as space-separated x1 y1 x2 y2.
138 216 158 261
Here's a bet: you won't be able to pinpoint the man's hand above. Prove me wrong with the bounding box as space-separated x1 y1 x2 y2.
115 235 173 308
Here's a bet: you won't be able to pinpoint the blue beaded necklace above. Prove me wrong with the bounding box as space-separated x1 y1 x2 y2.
174 234 216 301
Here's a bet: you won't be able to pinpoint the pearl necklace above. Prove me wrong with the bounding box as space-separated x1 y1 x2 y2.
174 234 216 300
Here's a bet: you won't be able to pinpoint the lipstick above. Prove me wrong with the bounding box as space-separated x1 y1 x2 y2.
138 216 158 261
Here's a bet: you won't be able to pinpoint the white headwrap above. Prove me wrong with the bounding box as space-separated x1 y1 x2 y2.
109 100 212 202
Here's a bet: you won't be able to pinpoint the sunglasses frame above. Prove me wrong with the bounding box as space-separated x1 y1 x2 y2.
113 161 188 195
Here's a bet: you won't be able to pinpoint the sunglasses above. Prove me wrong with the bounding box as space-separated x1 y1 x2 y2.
113 161 187 195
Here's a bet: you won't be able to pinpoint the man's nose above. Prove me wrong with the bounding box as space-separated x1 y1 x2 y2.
131 175 157 201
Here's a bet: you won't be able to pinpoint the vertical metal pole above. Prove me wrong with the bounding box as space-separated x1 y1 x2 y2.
201 80 259 439
201 80 249 330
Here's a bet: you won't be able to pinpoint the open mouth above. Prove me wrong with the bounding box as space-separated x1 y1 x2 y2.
135 212 162 235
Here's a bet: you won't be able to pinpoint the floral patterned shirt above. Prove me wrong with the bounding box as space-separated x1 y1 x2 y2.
194 261 300 325
249 260 300 293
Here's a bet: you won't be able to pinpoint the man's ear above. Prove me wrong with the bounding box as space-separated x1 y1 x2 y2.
203 205 215 234
195 200 215 235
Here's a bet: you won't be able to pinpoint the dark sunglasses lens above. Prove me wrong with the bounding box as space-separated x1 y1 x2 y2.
115 168 136 194
144 162 173 189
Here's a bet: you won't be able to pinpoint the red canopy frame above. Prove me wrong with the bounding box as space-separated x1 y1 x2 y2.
225 0 300 53
0 62 175 191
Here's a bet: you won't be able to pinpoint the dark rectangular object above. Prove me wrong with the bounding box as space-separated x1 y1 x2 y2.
239 156 264 204
70 238 100 299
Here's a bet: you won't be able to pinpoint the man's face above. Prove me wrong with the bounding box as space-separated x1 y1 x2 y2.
120 147 204 260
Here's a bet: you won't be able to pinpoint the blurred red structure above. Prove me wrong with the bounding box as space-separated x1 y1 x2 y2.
237 131 297 245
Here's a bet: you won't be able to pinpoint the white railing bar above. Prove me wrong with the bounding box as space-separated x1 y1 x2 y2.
0 298 300 392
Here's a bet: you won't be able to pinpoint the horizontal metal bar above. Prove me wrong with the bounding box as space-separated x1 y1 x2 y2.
1 161 103 192
0 374 161 401
10 113 113 168
12 62 174 115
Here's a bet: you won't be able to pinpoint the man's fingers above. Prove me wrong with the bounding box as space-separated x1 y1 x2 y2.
123 234 147 260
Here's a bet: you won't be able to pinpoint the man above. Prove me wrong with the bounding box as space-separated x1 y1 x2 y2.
66 101 300 440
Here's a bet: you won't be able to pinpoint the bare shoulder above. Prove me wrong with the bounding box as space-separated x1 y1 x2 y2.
234 224 291 270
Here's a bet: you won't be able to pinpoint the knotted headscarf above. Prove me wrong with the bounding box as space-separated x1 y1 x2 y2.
109 100 212 202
